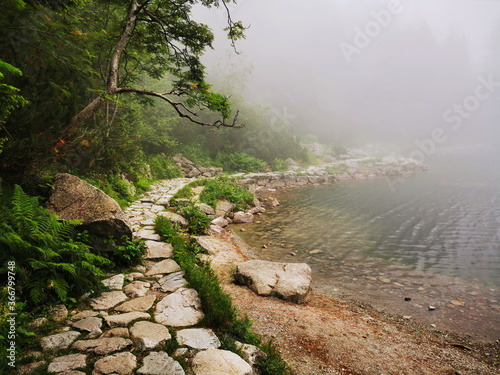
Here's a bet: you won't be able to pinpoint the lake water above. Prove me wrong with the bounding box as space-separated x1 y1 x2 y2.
237 145 500 342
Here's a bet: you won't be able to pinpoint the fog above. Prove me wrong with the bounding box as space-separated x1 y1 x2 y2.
193 0 500 150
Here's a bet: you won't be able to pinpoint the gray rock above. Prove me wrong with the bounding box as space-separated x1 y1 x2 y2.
145 241 173 259
157 211 189 227
126 272 144 282
235 260 312 304
140 219 156 226
91 291 128 310
93 352 136 375
46 173 132 242
101 274 125 290
100 327 129 338
41 331 81 351
47 354 86 373
210 217 229 227
130 321 172 350
136 228 161 241
137 352 185 375
71 317 102 333
195 236 229 256
235 341 267 368
192 349 252 375
145 259 181 276
153 271 187 293
198 203 215 216
215 200 235 218
176 328 221 350
124 281 150 298
232 211 254 224
260 197 279 209
71 337 132 355
155 197 171 206
115 295 156 313
154 288 204 327
209 224 224 234
71 310 99 321
104 312 150 328
48 305 68 322
28 317 48 329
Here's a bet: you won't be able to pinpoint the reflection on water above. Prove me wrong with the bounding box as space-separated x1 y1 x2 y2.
237 147 500 341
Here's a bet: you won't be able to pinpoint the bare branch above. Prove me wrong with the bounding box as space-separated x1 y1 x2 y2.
116 87 243 128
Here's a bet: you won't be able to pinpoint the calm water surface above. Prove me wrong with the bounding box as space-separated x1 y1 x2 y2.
237 146 500 341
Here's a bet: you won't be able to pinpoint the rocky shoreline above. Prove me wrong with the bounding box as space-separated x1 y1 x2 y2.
21 152 483 375
236 155 428 193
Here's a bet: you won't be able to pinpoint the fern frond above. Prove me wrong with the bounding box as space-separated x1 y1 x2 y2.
50 278 69 301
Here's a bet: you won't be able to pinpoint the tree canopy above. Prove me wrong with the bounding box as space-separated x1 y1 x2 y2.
0 0 246 175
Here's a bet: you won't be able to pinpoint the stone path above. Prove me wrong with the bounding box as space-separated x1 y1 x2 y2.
28 178 262 375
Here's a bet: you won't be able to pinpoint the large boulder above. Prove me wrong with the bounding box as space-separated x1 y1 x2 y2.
47 173 132 242
235 260 312 304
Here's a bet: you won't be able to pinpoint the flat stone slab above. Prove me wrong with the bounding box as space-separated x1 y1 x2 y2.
91 291 128 310
71 317 102 333
72 310 99 321
47 354 86 373
71 337 132 355
153 271 187 293
145 240 173 259
145 259 181 276
124 281 150 298
235 260 312 304
100 327 129 338
93 351 136 375
157 211 188 227
137 352 185 375
104 312 150 327
115 295 156 313
233 211 254 223
195 236 230 256
101 274 125 290
176 328 221 350
136 228 161 241
192 349 252 375
130 321 172 350
41 330 81 350
215 200 235 218
126 272 145 282
154 288 204 327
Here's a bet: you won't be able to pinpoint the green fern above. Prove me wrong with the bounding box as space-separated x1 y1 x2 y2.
0 185 110 308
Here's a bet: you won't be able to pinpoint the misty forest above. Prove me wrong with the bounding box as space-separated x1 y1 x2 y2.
1 0 500 374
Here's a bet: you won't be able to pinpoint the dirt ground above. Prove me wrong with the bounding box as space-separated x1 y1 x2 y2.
205 230 500 375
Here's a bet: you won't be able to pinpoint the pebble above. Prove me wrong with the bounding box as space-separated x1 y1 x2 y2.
428 306 436 311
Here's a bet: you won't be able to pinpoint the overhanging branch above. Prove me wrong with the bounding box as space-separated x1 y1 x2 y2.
116 87 243 128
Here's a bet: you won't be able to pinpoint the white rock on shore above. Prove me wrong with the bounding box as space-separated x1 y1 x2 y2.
235 260 312 304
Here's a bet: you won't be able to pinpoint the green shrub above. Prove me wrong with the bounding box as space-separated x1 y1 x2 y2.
0 185 110 307
199 176 253 210
110 237 146 268
272 158 288 172
181 205 211 235
148 154 183 180
215 152 267 173
135 177 153 193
